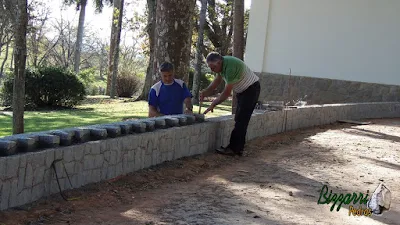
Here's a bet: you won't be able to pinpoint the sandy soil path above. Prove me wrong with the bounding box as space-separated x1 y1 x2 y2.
1 119 399 225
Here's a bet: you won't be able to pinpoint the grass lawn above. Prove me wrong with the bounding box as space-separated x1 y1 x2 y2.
0 96 232 137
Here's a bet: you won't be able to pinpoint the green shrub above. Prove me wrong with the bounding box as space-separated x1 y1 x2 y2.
188 68 213 91
78 67 103 96
87 85 106 96
116 68 142 98
1 66 86 109
78 67 96 85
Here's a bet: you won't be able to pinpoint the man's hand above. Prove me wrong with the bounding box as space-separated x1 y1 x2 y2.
184 108 193 114
148 105 163 117
203 101 217 114
203 83 234 114
203 105 214 114
200 75 222 101
184 97 193 114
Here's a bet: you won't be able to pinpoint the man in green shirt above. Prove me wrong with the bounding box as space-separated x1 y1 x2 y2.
200 52 260 156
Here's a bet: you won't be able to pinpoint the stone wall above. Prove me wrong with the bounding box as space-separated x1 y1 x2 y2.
0 102 400 211
258 73 400 104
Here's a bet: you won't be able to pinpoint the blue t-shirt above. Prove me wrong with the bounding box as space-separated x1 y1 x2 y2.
148 79 192 115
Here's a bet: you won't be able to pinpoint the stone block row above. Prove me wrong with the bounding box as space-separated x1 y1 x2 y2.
0 114 205 157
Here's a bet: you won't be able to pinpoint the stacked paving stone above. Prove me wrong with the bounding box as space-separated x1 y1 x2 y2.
0 114 205 157
0 103 399 211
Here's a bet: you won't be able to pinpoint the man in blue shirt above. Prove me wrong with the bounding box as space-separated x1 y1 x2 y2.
148 62 193 117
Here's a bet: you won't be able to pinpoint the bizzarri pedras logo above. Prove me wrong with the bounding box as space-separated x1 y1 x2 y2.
317 182 391 216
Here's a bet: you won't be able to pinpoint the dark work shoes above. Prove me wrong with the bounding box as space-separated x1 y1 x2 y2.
215 146 243 156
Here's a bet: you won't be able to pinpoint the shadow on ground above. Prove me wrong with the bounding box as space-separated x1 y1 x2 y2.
341 127 400 143
358 155 400 171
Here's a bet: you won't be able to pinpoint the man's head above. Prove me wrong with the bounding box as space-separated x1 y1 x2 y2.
159 62 174 84
206 52 223 73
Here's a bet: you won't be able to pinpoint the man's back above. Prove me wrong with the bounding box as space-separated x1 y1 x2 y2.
221 56 259 93
148 79 192 115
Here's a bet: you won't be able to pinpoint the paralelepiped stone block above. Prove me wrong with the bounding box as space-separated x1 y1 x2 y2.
172 115 187 126
98 125 121 138
38 134 60 148
68 128 91 143
50 130 74 146
184 115 196 124
0 140 17 156
193 113 205 122
141 120 156 131
1 134 39 153
164 117 179 127
116 122 132 135
129 121 147 133
89 128 108 140
16 137 37 153
152 118 167 129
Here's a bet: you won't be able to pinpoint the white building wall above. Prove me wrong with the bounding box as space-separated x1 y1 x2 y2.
245 0 400 86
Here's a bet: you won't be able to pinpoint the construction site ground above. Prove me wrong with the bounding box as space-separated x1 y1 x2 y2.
1 118 399 225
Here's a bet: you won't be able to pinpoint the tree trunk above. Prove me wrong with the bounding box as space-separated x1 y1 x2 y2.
137 0 157 101
1 41 10 75
106 0 118 95
9 46 14 70
32 33 38 67
232 0 244 114
13 0 28 134
99 51 105 80
203 0 234 94
192 0 207 105
109 0 124 98
74 0 87 74
154 0 196 85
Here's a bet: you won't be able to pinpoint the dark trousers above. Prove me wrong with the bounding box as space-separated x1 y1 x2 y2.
229 81 261 153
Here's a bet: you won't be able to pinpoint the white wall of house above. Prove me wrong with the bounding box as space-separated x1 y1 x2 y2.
245 0 400 86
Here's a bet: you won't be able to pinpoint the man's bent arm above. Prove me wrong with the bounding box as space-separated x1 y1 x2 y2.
184 97 193 112
212 84 233 106
205 74 223 93
149 105 163 117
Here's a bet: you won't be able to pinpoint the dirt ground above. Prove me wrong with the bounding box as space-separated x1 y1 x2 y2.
1 118 399 225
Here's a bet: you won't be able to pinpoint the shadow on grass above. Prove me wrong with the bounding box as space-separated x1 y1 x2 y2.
1 105 94 112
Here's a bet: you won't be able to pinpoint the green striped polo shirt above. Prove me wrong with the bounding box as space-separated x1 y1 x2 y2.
220 56 259 93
